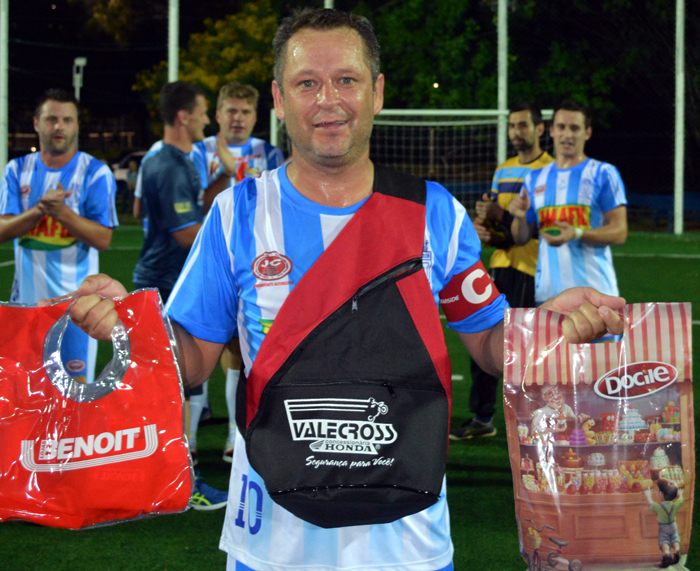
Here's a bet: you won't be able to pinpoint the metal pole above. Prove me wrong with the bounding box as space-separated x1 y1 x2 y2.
496 0 508 165
324 0 334 8
673 0 685 235
0 0 8 170
270 109 278 147
73 57 87 102
168 0 179 82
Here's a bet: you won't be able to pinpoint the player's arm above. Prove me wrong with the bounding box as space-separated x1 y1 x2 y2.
543 205 627 247
201 133 235 214
133 197 143 219
39 185 113 251
456 288 625 376
172 222 202 249
509 190 537 246
0 208 44 243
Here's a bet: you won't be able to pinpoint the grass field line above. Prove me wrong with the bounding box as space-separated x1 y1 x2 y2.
614 253 700 259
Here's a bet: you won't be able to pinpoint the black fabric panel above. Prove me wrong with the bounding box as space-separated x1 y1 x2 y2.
373 164 426 205
272 282 442 388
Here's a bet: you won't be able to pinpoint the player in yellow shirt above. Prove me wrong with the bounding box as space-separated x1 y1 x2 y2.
450 103 553 440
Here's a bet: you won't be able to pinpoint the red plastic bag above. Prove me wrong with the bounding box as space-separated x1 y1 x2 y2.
504 303 694 570
0 290 192 529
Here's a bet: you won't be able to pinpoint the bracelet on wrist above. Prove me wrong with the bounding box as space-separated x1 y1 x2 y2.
573 227 584 240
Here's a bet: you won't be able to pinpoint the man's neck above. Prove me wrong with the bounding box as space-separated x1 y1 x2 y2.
555 153 587 170
39 147 76 169
286 154 374 208
163 126 193 154
226 135 249 146
518 146 544 165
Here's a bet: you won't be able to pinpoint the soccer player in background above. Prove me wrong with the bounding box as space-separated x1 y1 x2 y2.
450 103 553 441
509 100 628 303
131 80 227 510
0 88 117 383
196 81 286 463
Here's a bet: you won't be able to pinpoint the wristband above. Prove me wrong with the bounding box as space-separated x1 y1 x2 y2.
573 227 584 241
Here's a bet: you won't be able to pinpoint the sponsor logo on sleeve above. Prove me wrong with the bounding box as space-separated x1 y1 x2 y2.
174 201 193 214
438 260 500 322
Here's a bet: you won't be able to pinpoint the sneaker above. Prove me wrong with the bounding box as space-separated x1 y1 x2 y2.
449 417 497 440
189 474 228 511
222 438 234 463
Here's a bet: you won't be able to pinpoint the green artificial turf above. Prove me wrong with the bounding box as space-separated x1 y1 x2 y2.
0 228 698 571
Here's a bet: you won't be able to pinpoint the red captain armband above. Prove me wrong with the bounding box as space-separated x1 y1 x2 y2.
439 260 501 323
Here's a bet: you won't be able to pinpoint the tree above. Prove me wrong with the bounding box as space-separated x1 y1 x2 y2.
132 0 279 131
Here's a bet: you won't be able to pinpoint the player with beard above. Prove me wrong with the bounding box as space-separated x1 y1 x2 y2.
451 103 553 441
0 88 117 383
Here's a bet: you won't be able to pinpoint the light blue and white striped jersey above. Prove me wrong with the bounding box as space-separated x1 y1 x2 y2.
195 135 284 186
166 164 506 571
523 158 627 303
0 151 118 303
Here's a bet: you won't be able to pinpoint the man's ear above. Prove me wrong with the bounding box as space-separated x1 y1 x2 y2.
536 122 545 137
271 80 285 121
175 108 189 127
33 116 39 134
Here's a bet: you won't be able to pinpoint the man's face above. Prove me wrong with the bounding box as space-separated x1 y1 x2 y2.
272 27 384 166
217 97 257 145
550 109 591 159
34 100 79 155
184 94 210 143
543 386 564 410
508 109 540 153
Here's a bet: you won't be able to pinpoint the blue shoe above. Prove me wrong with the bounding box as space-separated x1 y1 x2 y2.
189 474 228 511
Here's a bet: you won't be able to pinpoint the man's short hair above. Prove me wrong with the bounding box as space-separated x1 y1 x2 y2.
657 479 678 502
554 100 592 129
34 88 79 118
159 81 205 126
273 8 381 93
510 102 543 126
217 82 259 111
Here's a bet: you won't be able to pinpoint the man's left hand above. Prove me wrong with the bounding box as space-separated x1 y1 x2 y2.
540 287 626 344
542 221 575 246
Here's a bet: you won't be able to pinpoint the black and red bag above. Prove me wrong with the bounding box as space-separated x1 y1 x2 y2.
0 291 192 529
238 166 453 528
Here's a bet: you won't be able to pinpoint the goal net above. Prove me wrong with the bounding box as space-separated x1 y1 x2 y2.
271 109 553 210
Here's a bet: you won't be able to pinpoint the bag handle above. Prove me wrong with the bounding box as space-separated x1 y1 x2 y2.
42 300 131 403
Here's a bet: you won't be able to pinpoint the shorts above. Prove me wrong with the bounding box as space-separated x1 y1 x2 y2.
227 556 454 571
658 521 680 549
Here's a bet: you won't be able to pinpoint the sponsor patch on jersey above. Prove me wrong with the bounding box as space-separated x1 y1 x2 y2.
173 201 193 214
285 398 396 458
252 251 293 281
259 318 274 335
538 204 591 234
19 215 76 250
65 359 86 373
534 185 547 195
438 260 500 322
20 185 32 195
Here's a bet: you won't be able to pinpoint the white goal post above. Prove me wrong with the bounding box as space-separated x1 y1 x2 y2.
270 108 552 209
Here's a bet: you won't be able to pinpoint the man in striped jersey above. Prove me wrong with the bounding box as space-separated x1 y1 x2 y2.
0 89 118 383
450 103 553 441
510 100 628 304
59 10 626 571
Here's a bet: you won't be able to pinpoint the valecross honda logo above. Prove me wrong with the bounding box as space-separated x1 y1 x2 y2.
593 361 678 400
20 424 158 472
284 398 396 455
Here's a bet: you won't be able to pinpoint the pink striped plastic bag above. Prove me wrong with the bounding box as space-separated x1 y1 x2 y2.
503 303 694 570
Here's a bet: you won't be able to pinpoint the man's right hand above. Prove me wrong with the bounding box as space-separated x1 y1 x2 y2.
508 190 531 219
475 193 502 221
38 274 127 341
472 217 492 244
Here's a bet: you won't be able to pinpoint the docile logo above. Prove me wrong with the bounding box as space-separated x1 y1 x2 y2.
594 361 677 400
